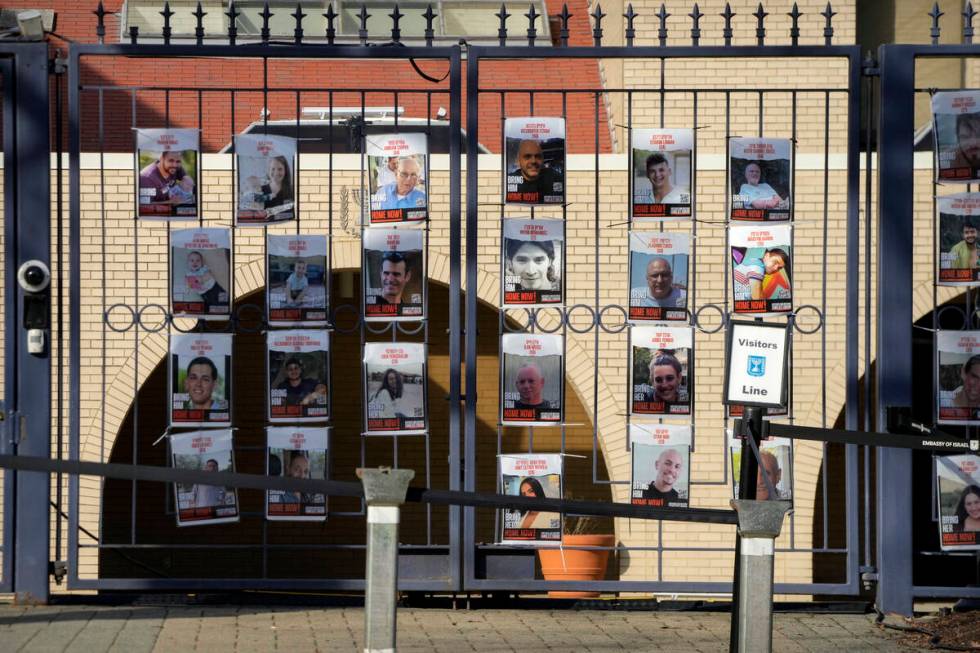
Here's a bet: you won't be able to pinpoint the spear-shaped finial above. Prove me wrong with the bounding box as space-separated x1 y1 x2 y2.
657 4 670 46
193 1 207 45
966 1 977 43
423 4 437 46
721 3 735 46
525 3 538 46
389 3 403 42
160 1 174 44
821 2 836 45
788 3 802 46
260 1 273 43
689 3 704 46
226 0 239 44
293 3 306 44
930 1 944 44
592 3 606 46
358 5 371 45
94 1 106 43
623 4 637 47
558 4 572 47
496 3 510 46
324 4 337 44
753 2 767 46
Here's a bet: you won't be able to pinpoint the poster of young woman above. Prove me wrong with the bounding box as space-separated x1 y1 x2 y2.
501 218 564 307
937 330 980 425
498 453 562 545
135 127 199 220
171 429 239 527
500 333 564 426
730 224 793 315
363 341 427 434
235 134 297 225
362 227 425 321
171 228 232 319
729 137 792 222
503 117 566 206
366 132 428 224
628 231 690 322
937 193 980 285
932 90 980 183
729 430 794 502
266 426 329 522
266 233 328 325
630 423 692 508
630 326 693 416
169 333 232 428
267 330 329 423
936 454 980 550
631 128 693 220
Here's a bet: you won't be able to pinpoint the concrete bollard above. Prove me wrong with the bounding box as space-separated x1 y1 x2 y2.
730 499 790 653
357 467 415 653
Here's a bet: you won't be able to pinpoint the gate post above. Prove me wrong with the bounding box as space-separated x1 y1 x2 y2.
874 44 915 617
4 42 52 605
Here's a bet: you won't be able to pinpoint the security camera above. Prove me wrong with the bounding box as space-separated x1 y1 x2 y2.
18 260 50 294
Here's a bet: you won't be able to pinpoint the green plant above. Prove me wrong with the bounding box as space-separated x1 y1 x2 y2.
562 513 612 535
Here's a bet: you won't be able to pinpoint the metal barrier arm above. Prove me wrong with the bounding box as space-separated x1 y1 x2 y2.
754 421 977 454
0 454 738 526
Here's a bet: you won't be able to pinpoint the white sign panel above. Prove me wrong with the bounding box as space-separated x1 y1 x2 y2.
725 321 788 408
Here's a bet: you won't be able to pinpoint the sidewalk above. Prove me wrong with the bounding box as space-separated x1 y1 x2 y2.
0 601 926 652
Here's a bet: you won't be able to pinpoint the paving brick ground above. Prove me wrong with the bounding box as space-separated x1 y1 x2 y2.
0 602 927 652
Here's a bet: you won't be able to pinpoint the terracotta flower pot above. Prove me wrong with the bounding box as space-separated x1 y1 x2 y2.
537 533 616 598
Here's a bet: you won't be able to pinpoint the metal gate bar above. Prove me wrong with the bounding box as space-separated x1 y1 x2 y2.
0 56 13 596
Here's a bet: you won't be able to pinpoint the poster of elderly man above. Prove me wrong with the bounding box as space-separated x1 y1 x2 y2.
363 227 425 321
267 330 329 423
628 231 690 322
169 333 232 428
171 429 239 527
729 137 792 222
631 128 693 220
504 117 566 206
501 218 564 307
135 127 199 220
938 330 980 424
364 342 427 434
367 133 428 224
501 333 564 426
498 453 562 545
630 326 693 416
630 423 692 508
937 193 980 285
729 430 794 502
235 134 297 225
266 426 329 522
932 90 980 183
267 234 328 325
936 454 980 551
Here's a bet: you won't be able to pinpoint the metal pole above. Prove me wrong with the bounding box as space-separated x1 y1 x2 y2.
357 467 415 653
732 499 790 653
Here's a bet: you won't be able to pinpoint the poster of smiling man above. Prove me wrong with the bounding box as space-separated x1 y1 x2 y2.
363 227 425 321
729 137 792 222
169 333 232 428
936 454 980 551
630 423 692 508
135 127 199 220
367 133 428 224
363 342 427 434
628 231 690 322
938 330 980 425
499 453 562 545
938 193 980 285
630 326 693 416
504 117 566 206
171 429 239 527
267 233 328 325
631 128 693 220
171 228 232 320
933 90 980 183
235 134 297 225
501 218 564 307
500 333 564 426
266 426 329 522
268 330 329 423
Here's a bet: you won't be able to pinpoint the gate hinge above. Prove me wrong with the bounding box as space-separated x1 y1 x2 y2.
50 56 68 75
861 52 879 77
49 560 67 585
4 410 25 446
860 565 878 591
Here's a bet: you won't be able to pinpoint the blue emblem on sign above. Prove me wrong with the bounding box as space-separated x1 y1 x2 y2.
747 355 766 377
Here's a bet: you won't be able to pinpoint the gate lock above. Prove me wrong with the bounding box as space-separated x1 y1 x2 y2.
17 260 50 355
